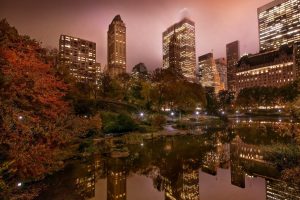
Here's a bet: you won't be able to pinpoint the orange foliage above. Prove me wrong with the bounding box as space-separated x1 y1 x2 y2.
0 39 71 181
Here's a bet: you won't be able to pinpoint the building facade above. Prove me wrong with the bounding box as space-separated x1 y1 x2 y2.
59 35 97 82
226 41 240 92
163 18 196 80
131 62 148 79
198 53 223 93
107 15 126 77
258 0 300 52
215 58 228 90
235 42 300 94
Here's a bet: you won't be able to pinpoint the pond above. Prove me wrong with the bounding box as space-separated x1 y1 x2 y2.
37 118 300 200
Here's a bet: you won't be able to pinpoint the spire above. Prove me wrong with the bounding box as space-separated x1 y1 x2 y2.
112 15 123 23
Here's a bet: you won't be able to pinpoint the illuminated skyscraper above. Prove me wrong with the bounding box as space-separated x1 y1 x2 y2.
107 15 126 77
198 53 222 93
226 41 240 92
59 35 97 82
163 18 196 80
258 0 300 51
215 58 227 90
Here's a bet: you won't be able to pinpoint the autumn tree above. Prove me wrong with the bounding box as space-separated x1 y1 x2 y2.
0 19 100 198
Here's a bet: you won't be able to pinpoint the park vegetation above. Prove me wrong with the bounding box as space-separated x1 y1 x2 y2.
0 19 207 198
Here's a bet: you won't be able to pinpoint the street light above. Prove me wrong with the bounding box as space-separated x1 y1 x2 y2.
170 112 174 116
17 182 22 187
18 116 23 120
195 111 199 115
140 112 144 117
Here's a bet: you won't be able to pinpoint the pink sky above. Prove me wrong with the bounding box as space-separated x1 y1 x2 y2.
0 0 271 71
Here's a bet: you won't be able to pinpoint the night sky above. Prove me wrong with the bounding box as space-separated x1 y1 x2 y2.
0 0 271 71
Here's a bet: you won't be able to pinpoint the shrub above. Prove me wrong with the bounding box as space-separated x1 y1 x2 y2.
150 115 166 128
102 112 138 133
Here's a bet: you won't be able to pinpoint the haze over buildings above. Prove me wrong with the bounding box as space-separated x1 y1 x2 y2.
232 0 300 93
0 0 273 71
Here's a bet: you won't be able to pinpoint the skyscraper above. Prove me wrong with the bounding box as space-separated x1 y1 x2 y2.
215 58 227 90
226 41 240 92
258 0 300 51
107 15 126 77
163 18 196 80
59 35 97 83
198 53 222 93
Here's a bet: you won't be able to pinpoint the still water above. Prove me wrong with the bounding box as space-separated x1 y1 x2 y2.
38 118 300 200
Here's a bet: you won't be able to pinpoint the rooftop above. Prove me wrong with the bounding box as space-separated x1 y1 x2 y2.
237 44 293 68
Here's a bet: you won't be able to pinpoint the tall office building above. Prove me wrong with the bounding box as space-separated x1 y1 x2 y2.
59 35 97 82
215 58 227 90
163 18 196 80
198 53 222 93
258 0 300 51
226 41 240 92
107 15 126 77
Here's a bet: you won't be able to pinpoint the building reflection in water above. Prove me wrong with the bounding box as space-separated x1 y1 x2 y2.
181 162 199 200
107 157 127 200
74 120 300 200
266 178 300 200
75 160 96 198
163 161 200 200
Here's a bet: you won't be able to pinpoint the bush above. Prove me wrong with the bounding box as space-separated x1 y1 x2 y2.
150 115 166 128
102 112 138 133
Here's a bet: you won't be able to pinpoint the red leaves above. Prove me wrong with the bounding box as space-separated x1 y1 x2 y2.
0 36 72 181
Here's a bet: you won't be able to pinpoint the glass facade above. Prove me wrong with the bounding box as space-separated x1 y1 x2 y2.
198 53 222 93
163 18 196 80
258 0 300 51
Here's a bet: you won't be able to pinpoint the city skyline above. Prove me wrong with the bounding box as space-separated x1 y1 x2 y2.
0 0 272 71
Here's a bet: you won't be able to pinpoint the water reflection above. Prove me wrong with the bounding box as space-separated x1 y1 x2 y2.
107 158 127 200
37 119 300 200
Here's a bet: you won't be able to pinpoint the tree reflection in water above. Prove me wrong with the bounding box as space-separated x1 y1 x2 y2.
37 119 300 200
